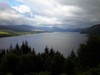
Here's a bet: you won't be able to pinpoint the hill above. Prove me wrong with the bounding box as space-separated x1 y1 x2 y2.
0 25 83 32
0 25 44 38
0 24 87 38
80 24 100 35
36 26 82 32
0 25 36 32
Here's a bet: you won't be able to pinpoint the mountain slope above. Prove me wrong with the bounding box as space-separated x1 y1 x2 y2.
0 25 84 32
36 26 83 32
81 24 100 35
0 25 36 32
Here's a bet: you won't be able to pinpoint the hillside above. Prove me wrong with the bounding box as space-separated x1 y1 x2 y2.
0 25 83 32
0 24 93 38
0 25 44 38
35 26 83 32
80 24 100 35
0 25 36 32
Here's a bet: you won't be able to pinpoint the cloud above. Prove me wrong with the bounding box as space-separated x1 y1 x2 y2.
0 9 34 25
0 0 100 28
0 1 11 10
12 5 31 13
16 0 85 27
43 5 83 17
33 15 62 25
8 0 33 17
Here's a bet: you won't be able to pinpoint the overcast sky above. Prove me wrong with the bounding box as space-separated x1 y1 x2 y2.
0 0 100 28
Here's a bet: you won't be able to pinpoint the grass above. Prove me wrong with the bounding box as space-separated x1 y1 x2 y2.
0 31 45 38
0 31 14 36
0 31 12 35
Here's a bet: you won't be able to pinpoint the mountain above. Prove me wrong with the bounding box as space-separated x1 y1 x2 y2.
36 26 64 32
0 25 83 32
0 25 36 32
81 24 100 35
36 26 82 32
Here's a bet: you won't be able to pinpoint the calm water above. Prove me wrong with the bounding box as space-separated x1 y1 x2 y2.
0 32 87 57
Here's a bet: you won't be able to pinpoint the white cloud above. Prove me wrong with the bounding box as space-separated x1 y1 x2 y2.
1 0 100 28
0 9 34 25
33 15 62 25
23 0 83 17
16 0 85 27
0 8 62 26
12 5 29 13
11 4 33 17
43 5 83 17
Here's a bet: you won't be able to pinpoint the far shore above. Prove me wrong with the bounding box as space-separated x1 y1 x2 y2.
0 31 48 38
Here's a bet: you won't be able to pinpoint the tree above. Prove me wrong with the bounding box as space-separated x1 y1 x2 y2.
49 48 55 57
63 51 76 75
21 41 31 54
15 43 20 51
0 53 19 75
45 46 49 54
50 51 65 75
78 35 100 71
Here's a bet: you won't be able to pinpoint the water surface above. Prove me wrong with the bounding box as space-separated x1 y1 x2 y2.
0 32 87 57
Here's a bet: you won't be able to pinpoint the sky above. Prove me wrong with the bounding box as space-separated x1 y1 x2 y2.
0 0 100 28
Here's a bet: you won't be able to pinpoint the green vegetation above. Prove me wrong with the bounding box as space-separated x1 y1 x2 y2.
0 31 45 38
0 31 12 35
0 41 67 75
0 31 15 37
0 34 100 75
0 25 49 38
16 31 45 35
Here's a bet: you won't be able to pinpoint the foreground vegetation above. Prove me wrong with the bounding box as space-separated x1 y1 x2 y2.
0 35 100 75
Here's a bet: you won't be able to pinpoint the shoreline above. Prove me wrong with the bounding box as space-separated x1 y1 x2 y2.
0 31 47 38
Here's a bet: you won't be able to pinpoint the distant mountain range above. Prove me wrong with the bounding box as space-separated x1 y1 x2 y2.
0 24 100 35
0 25 82 32
0 25 35 32
35 26 82 32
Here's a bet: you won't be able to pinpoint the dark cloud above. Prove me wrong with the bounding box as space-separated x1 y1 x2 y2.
57 0 100 27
